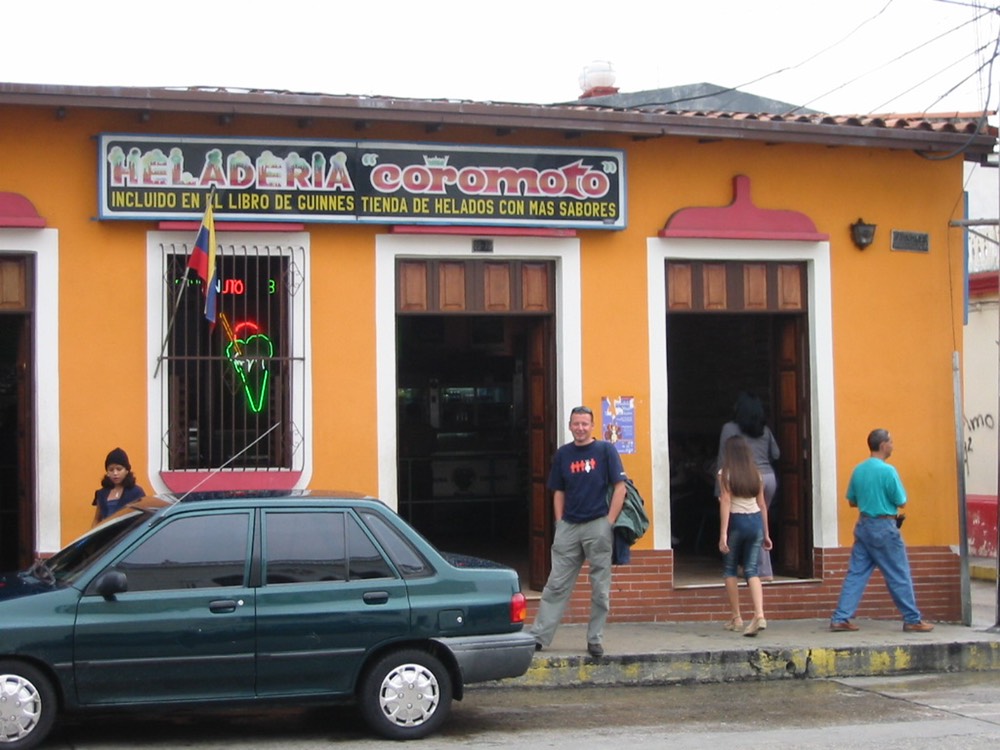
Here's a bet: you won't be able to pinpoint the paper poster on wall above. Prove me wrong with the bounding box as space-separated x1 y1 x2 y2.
602 396 635 455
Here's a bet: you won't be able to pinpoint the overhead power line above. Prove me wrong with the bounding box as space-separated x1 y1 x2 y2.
791 6 995 113
660 1 897 110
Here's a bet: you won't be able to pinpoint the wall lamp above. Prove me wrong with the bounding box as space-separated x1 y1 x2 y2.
850 218 877 250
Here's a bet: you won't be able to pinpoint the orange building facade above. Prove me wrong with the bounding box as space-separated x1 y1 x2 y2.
0 83 993 624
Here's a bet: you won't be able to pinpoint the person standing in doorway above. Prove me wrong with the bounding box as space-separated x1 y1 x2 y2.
92 447 145 524
829 429 934 633
718 435 771 636
529 406 626 657
717 392 780 579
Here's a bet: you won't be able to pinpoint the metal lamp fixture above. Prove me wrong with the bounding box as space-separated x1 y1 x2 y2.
850 218 877 250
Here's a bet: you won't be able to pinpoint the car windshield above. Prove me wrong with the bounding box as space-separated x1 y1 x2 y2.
28 497 172 586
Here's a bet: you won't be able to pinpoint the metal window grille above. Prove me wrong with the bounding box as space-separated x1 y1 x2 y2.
159 240 305 472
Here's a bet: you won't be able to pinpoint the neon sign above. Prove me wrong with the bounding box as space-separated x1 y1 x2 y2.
175 277 278 295
224 319 272 414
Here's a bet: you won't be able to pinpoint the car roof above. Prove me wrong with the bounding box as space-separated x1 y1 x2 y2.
103 490 382 522
165 489 375 503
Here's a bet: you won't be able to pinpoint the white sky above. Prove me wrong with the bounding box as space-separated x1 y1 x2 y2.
4 0 999 115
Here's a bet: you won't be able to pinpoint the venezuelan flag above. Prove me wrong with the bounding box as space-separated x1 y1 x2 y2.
186 201 218 327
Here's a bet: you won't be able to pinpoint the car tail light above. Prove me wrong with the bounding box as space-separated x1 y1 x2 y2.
510 592 527 624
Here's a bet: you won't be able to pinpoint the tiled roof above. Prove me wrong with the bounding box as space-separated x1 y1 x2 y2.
564 100 995 137
1 82 995 162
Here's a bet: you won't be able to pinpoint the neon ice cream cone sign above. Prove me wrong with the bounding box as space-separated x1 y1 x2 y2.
222 315 273 414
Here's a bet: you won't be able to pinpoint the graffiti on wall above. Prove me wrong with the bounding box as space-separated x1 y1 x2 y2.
963 411 996 474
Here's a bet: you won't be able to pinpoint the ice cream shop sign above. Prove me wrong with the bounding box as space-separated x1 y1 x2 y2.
98 134 626 229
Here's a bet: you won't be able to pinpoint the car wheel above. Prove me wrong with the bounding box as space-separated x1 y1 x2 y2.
359 649 453 740
0 661 57 750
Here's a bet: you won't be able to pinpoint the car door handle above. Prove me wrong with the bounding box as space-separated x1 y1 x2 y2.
363 591 389 605
209 599 239 613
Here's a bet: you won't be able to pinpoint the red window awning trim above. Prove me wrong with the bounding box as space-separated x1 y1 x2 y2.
390 225 576 237
659 174 828 242
157 221 305 232
0 192 46 228
159 470 302 494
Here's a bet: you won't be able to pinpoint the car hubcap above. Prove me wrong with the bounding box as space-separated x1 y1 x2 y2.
378 663 439 727
0 674 42 742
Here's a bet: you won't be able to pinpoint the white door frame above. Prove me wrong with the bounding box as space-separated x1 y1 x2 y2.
375 234 582 509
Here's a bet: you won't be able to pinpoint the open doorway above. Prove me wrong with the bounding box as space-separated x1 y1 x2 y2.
666 311 812 585
396 315 550 585
0 312 33 571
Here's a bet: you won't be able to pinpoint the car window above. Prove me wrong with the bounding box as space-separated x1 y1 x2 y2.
109 513 250 591
347 514 395 580
42 510 152 585
359 510 434 579
264 511 347 584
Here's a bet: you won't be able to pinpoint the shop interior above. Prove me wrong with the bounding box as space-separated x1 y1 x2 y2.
395 311 805 588
396 315 542 581
666 312 792 585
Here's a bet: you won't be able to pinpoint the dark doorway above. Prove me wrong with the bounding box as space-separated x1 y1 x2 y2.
0 313 32 571
396 315 549 584
666 312 811 583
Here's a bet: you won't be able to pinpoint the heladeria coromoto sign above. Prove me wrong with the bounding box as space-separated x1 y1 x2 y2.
98 134 626 229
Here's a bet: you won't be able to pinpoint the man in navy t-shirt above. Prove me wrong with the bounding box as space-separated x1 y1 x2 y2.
528 405 626 657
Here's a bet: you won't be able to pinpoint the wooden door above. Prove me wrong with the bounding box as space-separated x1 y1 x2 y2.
774 317 811 577
15 315 33 568
527 318 553 590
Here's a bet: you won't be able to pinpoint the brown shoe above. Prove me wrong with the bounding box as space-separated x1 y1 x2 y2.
830 620 859 632
903 620 934 633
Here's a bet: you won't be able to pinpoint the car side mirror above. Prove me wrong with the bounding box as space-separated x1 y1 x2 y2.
94 571 128 600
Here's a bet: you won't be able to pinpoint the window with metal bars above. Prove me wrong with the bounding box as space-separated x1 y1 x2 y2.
160 239 305 472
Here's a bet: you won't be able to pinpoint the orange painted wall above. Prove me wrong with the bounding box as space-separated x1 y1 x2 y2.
616 135 965 548
2 107 154 538
0 103 967 551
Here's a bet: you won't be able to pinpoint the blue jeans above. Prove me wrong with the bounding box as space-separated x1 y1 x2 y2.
832 516 922 624
722 512 764 580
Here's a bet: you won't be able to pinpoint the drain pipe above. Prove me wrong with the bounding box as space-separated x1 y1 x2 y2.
954 351 972 626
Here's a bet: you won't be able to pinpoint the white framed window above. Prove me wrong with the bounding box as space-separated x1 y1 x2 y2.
146 231 311 493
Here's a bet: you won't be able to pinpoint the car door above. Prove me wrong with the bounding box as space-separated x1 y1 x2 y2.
73 510 255 704
255 509 410 696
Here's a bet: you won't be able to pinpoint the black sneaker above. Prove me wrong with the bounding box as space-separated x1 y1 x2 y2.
534 640 544 652
587 642 604 658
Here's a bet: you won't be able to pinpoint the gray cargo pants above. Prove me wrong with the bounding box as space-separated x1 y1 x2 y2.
529 516 613 647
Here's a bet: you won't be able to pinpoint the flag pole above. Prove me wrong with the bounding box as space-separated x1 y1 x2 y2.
153 187 216 378
153 267 191 379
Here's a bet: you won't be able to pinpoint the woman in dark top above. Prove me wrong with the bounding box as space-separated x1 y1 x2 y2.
92 447 145 524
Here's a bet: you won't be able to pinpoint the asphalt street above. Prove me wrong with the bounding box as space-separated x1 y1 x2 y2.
44 672 1000 749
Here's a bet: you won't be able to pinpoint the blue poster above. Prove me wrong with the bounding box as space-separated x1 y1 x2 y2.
602 396 635 455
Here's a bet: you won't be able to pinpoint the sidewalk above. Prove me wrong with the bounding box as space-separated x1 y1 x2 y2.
501 575 1000 689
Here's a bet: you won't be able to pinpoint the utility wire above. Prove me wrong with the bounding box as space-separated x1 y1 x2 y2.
915 28 998 161
658 1 897 109
870 37 997 112
924 48 997 110
791 8 993 113
656 1 998 118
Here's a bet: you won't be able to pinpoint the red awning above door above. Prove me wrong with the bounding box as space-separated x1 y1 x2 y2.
0 192 46 228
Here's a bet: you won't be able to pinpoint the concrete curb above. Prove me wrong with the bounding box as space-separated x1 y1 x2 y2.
496 640 1000 688
971 562 997 582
